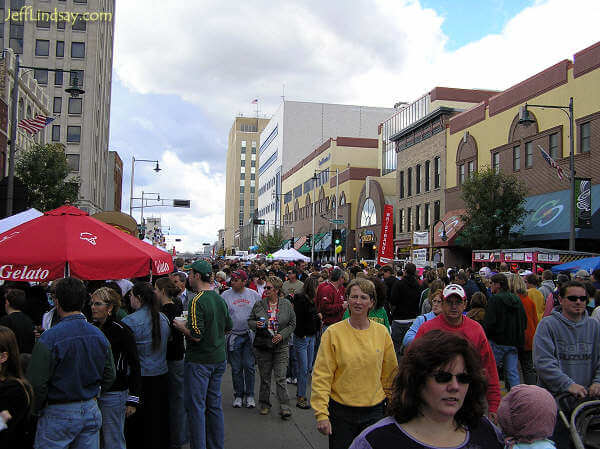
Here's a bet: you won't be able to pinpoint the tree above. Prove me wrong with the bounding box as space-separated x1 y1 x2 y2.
258 228 284 254
459 167 528 249
16 143 80 211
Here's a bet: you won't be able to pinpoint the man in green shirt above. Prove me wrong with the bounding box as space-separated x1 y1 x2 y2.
173 260 232 449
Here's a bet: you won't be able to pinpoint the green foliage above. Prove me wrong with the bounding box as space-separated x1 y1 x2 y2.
15 143 80 211
459 167 528 249
258 228 285 254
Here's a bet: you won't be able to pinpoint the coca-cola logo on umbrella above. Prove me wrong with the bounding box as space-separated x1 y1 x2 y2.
154 260 170 274
80 232 98 246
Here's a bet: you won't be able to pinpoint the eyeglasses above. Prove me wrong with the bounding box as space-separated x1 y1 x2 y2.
432 370 472 384
264 286 273 290
91 301 108 307
565 295 588 303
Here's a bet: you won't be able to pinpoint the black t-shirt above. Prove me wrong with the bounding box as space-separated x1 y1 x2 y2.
0 379 32 448
0 312 35 354
161 302 185 361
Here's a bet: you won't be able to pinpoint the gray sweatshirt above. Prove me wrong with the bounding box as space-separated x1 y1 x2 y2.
533 310 600 395
538 280 556 301
221 287 262 335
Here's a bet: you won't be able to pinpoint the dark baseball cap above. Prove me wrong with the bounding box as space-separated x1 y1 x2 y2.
190 260 212 275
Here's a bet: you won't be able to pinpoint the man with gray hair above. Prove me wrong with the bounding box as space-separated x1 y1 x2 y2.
170 271 192 310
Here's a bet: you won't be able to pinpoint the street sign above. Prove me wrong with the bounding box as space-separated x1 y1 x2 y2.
332 219 345 224
173 199 191 208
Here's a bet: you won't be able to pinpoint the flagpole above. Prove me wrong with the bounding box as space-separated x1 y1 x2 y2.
5 54 20 216
568 97 575 251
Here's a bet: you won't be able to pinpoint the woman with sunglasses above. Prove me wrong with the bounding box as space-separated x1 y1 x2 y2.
312 278 398 449
248 275 296 419
350 330 503 449
90 287 141 449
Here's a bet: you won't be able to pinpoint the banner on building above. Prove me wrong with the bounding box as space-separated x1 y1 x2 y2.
412 248 427 268
377 204 394 265
575 177 592 228
412 231 429 246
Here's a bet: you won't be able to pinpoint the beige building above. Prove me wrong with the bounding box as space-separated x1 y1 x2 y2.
224 116 269 251
5 0 116 214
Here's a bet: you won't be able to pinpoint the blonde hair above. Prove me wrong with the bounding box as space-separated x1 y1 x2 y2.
92 287 121 315
345 278 376 301
266 275 283 293
509 275 527 295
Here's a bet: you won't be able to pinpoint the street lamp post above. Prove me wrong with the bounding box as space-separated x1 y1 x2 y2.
5 54 84 216
519 97 575 250
429 219 448 264
129 157 161 217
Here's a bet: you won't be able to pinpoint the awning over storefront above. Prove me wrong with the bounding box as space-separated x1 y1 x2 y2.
299 232 326 253
515 185 600 241
433 209 466 247
281 239 292 250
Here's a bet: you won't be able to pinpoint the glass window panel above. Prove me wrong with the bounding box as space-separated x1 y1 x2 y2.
68 98 82 115
67 126 81 143
56 41 65 57
53 97 62 113
35 39 50 56
71 42 85 58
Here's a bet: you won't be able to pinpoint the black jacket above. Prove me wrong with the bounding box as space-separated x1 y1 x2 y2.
291 293 321 338
389 276 423 320
94 317 142 407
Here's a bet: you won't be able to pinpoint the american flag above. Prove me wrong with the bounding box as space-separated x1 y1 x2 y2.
18 115 55 135
251 99 258 104
538 145 566 181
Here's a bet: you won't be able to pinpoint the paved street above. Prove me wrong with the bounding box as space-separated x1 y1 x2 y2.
220 364 327 449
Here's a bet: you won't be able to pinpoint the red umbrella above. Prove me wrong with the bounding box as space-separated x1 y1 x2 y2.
0 205 173 281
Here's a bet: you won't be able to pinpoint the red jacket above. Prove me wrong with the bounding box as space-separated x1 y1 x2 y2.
414 314 501 413
316 281 346 326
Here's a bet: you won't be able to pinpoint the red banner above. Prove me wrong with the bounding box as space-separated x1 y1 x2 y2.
377 204 394 266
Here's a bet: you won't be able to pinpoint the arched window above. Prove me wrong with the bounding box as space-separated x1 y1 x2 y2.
456 133 478 185
339 191 346 207
360 198 377 227
508 111 538 143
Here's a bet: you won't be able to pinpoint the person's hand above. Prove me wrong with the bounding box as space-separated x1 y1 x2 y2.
125 406 136 418
0 410 11 422
317 419 332 435
568 383 588 399
172 318 186 333
588 383 600 397
488 412 498 424
272 333 283 344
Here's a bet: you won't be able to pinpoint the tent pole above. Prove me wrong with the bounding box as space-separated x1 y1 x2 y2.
149 261 153 283
65 262 70 278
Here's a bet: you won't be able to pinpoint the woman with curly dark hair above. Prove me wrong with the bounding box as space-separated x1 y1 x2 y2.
350 330 502 449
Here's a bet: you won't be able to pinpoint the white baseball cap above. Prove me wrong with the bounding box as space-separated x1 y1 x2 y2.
443 284 466 301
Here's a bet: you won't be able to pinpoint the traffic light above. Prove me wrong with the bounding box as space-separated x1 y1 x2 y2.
332 229 341 246
307 234 312 246
253 218 265 225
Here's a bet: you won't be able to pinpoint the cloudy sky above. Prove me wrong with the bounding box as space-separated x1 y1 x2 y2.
110 0 599 253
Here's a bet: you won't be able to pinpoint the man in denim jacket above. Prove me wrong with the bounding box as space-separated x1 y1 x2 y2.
27 277 116 449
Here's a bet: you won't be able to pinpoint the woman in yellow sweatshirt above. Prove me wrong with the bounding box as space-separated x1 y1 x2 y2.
311 278 398 449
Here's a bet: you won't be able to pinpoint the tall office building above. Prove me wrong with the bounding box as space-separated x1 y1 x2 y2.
3 0 116 213
224 116 269 252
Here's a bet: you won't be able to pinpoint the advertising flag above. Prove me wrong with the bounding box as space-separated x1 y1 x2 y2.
377 204 394 266
575 177 592 228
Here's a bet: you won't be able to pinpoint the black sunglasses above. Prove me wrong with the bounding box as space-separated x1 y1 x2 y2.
432 371 472 384
264 286 273 290
565 295 588 303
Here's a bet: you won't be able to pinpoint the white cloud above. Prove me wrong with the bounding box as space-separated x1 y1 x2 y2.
112 0 599 251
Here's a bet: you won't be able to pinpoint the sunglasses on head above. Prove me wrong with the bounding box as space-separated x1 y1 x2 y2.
565 295 588 303
432 370 472 384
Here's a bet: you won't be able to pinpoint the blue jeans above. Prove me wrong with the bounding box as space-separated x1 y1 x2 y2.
35 399 102 449
168 359 188 447
228 334 255 398
286 334 298 379
294 334 315 398
490 341 521 390
184 360 226 449
98 390 127 449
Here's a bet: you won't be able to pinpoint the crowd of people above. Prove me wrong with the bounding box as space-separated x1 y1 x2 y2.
1 256 600 449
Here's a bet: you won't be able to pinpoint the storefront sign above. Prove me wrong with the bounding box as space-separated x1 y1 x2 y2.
412 248 427 268
360 230 375 243
318 153 330 166
412 231 429 246
575 177 592 228
537 253 560 263
377 205 394 265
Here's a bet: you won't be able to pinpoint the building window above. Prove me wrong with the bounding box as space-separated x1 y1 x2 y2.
434 200 440 223
251 153 256 161
54 71 63 86
72 15 86 31
240 180 245 186
251 141 257 153
398 209 403 233
240 173 245 180
525 142 533 168
407 167 412 196
56 41 64 57
57 17 66 30
241 140 247 153
424 203 430 229
68 98 82 115
9 37 23 54
580 122 591 153
493 152 500 173
513 146 520 171
36 12 51 28
425 160 430 191
407 207 412 232
458 164 465 185
71 42 85 58
251 167 255 174
241 153 245 161
415 205 421 231
240 199 244 207
35 39 50 56
53 97 62 114
434 156 440 188
240 159 245 166
67 126 81 143
240 186 245 193
240 167 245 173
251 160 256 167
468 160 475 178
34 69 48 85
70 70 84 88
66 154 80 172
250 174 255 180
250 180 255 187
549 133 559 159
399 171 404 198
51 125 60 141
416 164 421 194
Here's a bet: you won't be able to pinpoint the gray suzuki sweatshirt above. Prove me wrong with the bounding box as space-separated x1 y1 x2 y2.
533 310 600 395
221 287 262 335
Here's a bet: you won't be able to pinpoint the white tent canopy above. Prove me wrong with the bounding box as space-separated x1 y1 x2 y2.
0 208 43 235
271 248 310 262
